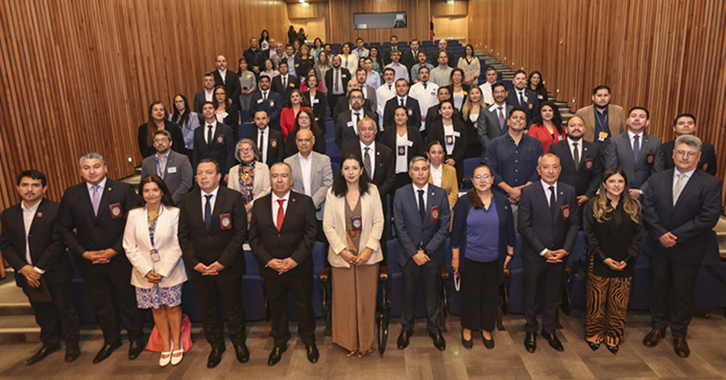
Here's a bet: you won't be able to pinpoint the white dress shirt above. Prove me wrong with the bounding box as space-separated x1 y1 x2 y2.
480 82 495 105
409 81 439 130
673 167 696 202
21 201 41 267
204 121 219 144
218 69 227 83
430 164 443 187
395 130 408 173
272 191 291 227
413 183 429 210
201 186 220 216
350 109 365 135
204 89 214 102
298 153 313 197
376 82 397 126
567 137 582 163
360 141 376 178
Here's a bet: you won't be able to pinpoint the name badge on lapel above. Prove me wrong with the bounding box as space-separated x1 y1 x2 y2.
257 98 264 104
350 215 362 232
150 249 161 262
313 98 320 104
167 166 177 174
584 158 593 171
645 152 655 166
109 203 123 219
561 205 571 221
430 205 440 222
216 134 225 145
220 213 232 230
270 138 278 148
397 146 406 156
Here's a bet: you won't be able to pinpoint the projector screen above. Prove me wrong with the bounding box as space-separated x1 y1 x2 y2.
354 12 408 30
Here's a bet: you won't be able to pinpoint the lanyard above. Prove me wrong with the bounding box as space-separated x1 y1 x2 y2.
595 108 609 132
147 207 162 247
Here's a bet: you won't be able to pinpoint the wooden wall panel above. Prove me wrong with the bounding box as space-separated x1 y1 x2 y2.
327 0 431 44
431 0 468 17
0 0 288 211
288 2 330 42
469 0 726 198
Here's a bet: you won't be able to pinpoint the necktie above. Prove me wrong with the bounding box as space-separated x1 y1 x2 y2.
633 135 640 161
259 131 265 162
400 98 404 106
282 76 287 89
364 147 372 180
334 69 340 93
207 125 213 146
423 82 427 90
417 189 426 221
276 199 285 231
573 142 580 168
204 194 212 229
91 185 100 216
263 91 268 101
497 107 505 130
388 84 392 91
518 91 525 106
354 112 360 132
549 186 557 216
673 173 683 205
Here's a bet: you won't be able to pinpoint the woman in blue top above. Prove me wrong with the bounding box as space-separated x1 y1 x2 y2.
451 164 515 349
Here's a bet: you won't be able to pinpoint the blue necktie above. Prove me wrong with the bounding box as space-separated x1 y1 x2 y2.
204 194 213 229
633 135 640 161
549 186 557 217
418 189 426 221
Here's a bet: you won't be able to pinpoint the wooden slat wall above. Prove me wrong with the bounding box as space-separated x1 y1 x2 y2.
0 0 288 211
431 0 468 17
468 0 726 199
327 0 431 44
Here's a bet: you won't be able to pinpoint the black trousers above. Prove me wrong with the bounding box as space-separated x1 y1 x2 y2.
82 269 144 344
461 258 498 332
264 273 316 347
523 260 565 334
22 280 80 348
327 94 344 118
193 276 246 347
401 260 440 333
649 257 701 338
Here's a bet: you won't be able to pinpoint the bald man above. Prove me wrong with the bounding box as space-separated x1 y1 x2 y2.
212 55 242 108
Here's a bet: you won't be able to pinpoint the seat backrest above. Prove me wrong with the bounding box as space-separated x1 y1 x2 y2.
387 239 401 275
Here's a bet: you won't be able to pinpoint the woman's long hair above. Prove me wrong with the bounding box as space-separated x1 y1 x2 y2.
146 101 168 148
332 153 370 197
591 167 641 224
170 94 191 128
532 100 563 134
294 108 320 132
212 85 231 109
137 174 175 208
462 86 484 119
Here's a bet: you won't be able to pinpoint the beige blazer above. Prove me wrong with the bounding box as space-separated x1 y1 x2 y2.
123 206 187 288
323 184 384 268
575 104 626 143
428 163 459 209
227 162 271 207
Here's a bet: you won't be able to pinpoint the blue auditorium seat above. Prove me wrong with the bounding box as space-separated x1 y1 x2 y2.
442 239 461 316
565 232 587 309
242 250 266 321
324 120 335 139
461 157 481 189
506 235 526 314
238 122 256 140
694 262 726 310
325 138 340 161
331 161 340 179
288 241 326 320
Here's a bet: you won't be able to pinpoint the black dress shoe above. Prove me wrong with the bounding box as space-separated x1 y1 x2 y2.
461 331 473 349
429 331 446 351
541 332 564 352
306 344 319 363
268 345 287 366
481 331 495 349
128 339 144 360
524 333 537 353
606 344 619 355
234 342 250 363
207 346 225 368
587 342 600 351
93 340 122 364
397 329 413 349
65 344 81 362
26 344 61 365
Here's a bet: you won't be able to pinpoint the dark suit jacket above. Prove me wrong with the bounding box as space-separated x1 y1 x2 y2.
549 139 603 198
334 109 378 149
583 199 642 277
393 184 451 268
271 74 301 97
661 139 717 176
505 88 540 124
213 70 241 107
217 104 240 130
382 97 422 129
0 199 72 286
383 48 403 65
476 103 513 160
246 128 285 167
303 90 327 126
248 192 317 278
380 125 425 167
56 179 136 275
604 132 663 190
401 50 419 71
140 150 193 205
518 181 580 263
324 67 351 96
178 186 247 281
137 121 186 158
280 56 303 76
428 119 467 169
332 96 374 121
342 142 396 196
250 90 283 129
194 90 210 114
192 122 237 176
243 47 268 73
642 169 723 264
425 104 463 134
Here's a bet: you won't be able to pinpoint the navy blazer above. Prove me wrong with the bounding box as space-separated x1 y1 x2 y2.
642 168 723 264
505 88 539 124
382 96 422 130
213 69 241 107
451 191 515 283
604 132 663 191
192 122 237 176
661 139 718 176
250 90 283 129
393 184 451 268
518 181 580 263
549 139 603 198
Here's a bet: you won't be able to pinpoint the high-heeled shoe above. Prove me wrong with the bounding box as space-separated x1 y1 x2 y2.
587 341 600 351
159 340 172 367
606 344 619 355
171 340 184 366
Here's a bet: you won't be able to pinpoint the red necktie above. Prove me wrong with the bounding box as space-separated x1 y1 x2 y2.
276 199 285 231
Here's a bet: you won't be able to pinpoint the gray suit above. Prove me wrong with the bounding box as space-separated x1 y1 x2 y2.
362 84 378 114
604 132 663 191
284 151 334 220
140 150 193 205
477 103 513 161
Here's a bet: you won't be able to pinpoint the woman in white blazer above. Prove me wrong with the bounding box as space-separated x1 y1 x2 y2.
123 175 187 367
323 152 384 357
227 138 271 222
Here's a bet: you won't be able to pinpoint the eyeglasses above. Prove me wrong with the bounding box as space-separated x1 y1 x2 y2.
239 148 253 153
298 115 311 120
472 174 492 181
153 138 169 143
674 150 698 157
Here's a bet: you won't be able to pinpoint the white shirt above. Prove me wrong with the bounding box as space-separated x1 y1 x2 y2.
567 137 582 163
515 89 527 105
272 191 291 227
201 186 220 217
298 153 313 197
258 127 270 163
409 81 439 130
204 89 214 102
628 130 644 152
480 82 495 105
359 141 376 178
218 69 227 83
539 179 558 256
395 130 409 173
350 109 364 135
21 200 41 267
203 121 218 144
413 183 429 210
452 90 465 111
376 82 397 126
430 164 443 187
280 74 289 88
86 177 108 206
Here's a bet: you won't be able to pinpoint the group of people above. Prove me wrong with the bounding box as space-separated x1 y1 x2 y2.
1 31 723 371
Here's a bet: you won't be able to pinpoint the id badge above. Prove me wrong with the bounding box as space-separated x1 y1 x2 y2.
150 249 161 262
598 131 608 142
351 215 362 232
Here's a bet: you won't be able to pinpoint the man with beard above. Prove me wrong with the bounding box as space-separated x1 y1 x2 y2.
575 85 626 153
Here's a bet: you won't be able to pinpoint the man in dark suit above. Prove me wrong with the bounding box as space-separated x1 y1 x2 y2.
335 89 377 149
506 70 539 124
246 110 284 167
477 82 512 160
271 62 300 97
178 159 249 368
401 39 420 72
642 135 723 358
325 55 351 114
393 157 451 351
383 35 401 65
549 116 603 206
250 75 283 131
194 73 216 114
332 80 374 121
518 153 579 353
604 106 664 200
243 37 267 76
56 153 144 363
355 68 378 114
212 55 241 108
193 102 237 178
249 162 319 366
0 170 80 365
140 130 193 205
661 113 717 176
383 78 422 130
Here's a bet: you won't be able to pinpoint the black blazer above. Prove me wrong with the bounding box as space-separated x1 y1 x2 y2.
518 181 580 263
302 90 327 127
342 142 396 196
324 67 351 96
250 90 283 128
285 128 326 157
401 49 419 71
549 139 603 198
218 103 240 131
248 192 317 278
583 199 642 277
425 104 463 133
178 186 247 281
246 128 285 167
56 179 137 275
193 90 208 114
332 96 374 121
271 74 301 97
334 109 378 149
380 125 425 169
212 70 242 107
642 168 723 264
192 122 237 176
0 199 72 286
137 121 186 158
427 119 467 167
382 96 422 130
505 88 540 124
661 139 718 176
